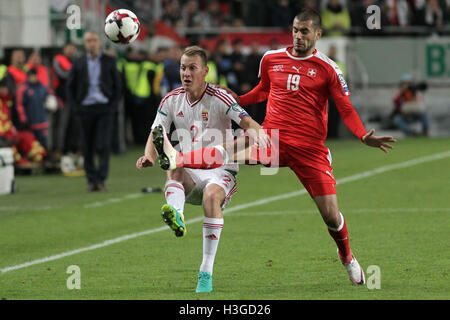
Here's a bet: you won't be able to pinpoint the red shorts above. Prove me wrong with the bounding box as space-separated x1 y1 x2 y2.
249 129 336 197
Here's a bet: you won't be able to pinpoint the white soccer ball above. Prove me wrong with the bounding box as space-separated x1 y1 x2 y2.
104 9 140 45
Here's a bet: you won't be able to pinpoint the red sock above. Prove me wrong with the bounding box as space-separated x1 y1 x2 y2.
176 146 224 169
328 214 352 264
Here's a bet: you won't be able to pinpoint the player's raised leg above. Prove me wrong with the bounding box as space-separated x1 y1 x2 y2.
196 183 226 293
152 124 227 170
313 194 365 285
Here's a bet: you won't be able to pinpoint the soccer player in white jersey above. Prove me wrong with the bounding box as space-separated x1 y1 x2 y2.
136 46 268 293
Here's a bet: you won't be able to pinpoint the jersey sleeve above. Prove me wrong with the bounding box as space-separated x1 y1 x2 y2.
258 53 271 91
216 91 249 125
328 67 367 140
239 81 269 106
151 95 172 132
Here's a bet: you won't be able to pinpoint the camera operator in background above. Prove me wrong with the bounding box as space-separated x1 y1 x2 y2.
391 73 429 137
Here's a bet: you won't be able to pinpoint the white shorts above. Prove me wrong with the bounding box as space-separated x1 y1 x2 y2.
184 167 237 209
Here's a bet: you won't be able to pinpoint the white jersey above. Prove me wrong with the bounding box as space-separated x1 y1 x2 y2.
151 83 249 173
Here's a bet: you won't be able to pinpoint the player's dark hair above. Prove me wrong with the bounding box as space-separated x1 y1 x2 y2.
182 46 207 66
294 8 322 30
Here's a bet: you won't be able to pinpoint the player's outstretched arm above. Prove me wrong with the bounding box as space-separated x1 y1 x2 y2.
136 130 157 170
362 129 397 153
215 81 269 106
239 116 271 149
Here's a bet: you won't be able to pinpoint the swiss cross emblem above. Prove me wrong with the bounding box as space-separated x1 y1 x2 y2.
307 68 317 77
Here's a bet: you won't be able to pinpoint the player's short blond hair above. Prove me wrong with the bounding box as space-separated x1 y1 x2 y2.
182 46 207 66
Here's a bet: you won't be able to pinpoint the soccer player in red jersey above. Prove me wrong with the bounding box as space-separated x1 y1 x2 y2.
152 9 396 285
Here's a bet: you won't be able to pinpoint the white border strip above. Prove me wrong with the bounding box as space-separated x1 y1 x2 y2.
1 150 449 274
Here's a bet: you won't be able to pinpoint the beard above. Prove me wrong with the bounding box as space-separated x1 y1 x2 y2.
293 41 315 56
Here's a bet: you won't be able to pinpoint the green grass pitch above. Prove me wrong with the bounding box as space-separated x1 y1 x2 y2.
0 137 449 299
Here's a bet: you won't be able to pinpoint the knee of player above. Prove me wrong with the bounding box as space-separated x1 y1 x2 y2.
166 167 185 182
202 188 225 208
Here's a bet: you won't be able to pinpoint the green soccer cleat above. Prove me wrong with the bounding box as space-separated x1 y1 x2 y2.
160 204 186 237
195 271 213 293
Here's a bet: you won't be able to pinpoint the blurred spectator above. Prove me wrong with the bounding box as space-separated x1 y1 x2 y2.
205 49 227 86
230 38 247 94
161 0 182 26
204 0 225 27
215 38 239 93
443 0 450 24
0 77 18 150
161 45 183 95
424 0 444 27
119 47 162 145
119 47 139 145
241 41 266 124
16 69 50 149
151 47 168 96
326 45 345 139
8 49 28 86
52 43 76 102
66 31 121 192
243 42 262 89
385 0 411 27
51 42 78 163
1 76 47 168
182 0 203 27
271 0 294 28
321 0 352 36
391 73 429 136
129 50 159 144
0 61 16 101
25 51 50 88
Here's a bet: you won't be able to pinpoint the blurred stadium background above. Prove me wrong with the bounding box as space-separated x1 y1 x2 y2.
0 0 449 300
1 0 449 150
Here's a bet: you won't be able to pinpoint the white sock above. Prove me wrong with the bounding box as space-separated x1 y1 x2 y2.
200 217 224 275
164 180 185 217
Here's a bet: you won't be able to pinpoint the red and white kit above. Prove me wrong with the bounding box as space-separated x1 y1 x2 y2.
152 83 248 207
241 47 367 197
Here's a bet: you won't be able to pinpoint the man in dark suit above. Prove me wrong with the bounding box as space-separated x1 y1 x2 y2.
66 31 121 192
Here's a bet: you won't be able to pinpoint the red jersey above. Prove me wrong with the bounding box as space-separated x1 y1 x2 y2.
240 47 367 146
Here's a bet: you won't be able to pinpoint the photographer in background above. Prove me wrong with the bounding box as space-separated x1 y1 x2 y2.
391 73 429 137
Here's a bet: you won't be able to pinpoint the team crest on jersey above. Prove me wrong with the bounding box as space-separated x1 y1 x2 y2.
307 68 317 77
202 109 209 122
273 64 284 72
